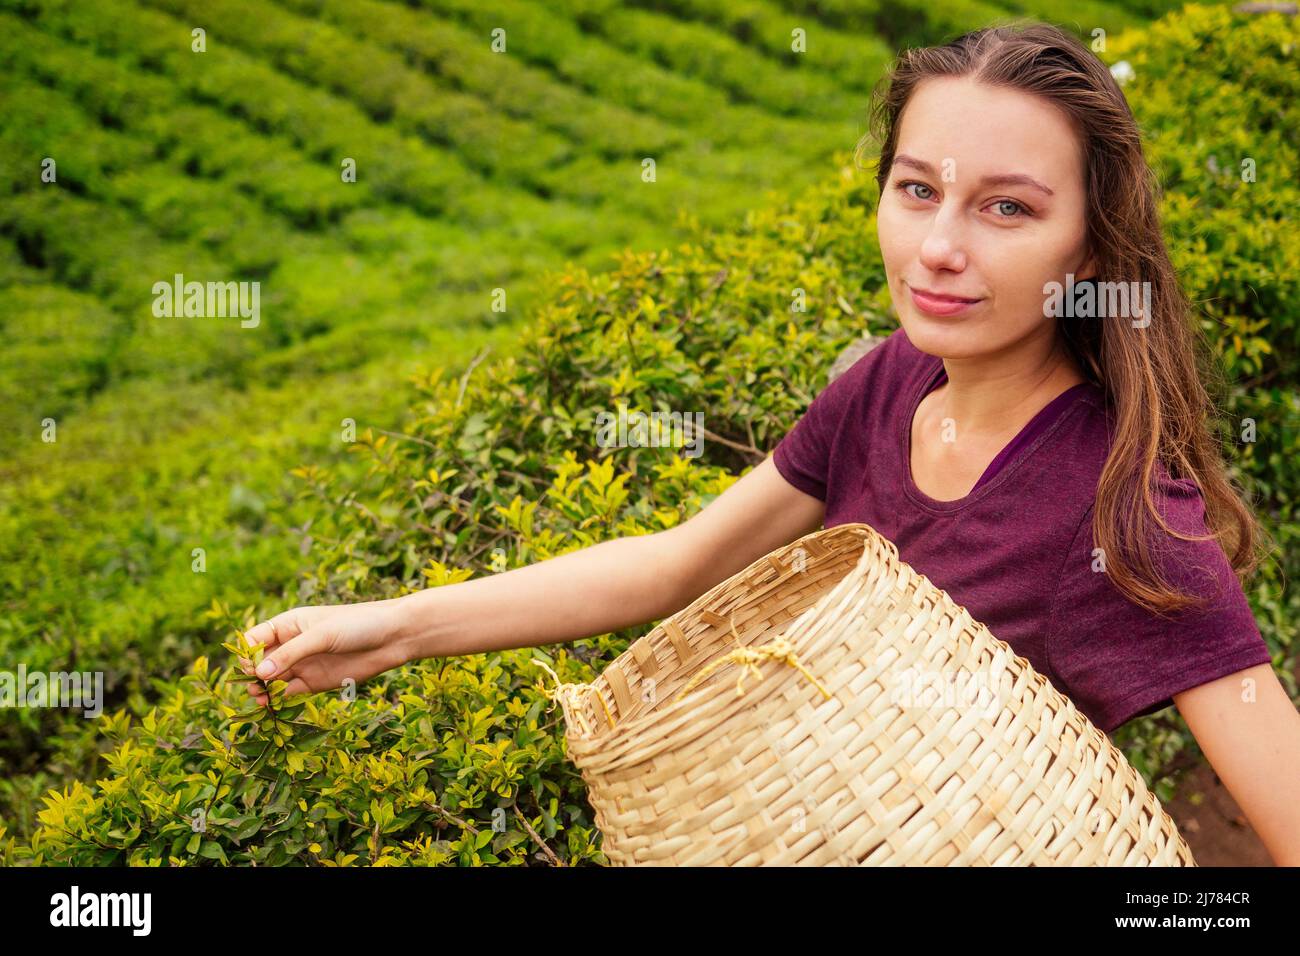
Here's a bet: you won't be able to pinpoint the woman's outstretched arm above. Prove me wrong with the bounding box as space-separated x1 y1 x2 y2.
241 454 825 701
397 454 826 660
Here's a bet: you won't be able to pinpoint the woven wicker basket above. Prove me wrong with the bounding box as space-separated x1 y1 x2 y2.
543 522 1196 866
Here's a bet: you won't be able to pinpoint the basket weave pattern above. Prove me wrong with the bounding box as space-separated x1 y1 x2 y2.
549 523 1196 866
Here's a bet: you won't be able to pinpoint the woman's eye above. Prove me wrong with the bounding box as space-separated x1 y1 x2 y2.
989 199 1029 218
896 180 934 201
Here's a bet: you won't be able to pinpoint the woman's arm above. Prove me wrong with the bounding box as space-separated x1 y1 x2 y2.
395 454 826 662
244 454 826 699
1174 662 1300 866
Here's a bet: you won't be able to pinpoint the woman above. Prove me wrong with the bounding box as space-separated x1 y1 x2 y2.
241 22 1300 864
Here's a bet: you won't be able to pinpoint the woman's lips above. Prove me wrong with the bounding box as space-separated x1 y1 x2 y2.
908 285 983 316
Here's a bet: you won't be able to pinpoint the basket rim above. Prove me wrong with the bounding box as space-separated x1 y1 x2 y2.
561 523 881 746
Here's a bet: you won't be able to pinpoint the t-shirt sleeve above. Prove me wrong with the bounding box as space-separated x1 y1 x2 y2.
1044 476 1273 734
771 334 891 501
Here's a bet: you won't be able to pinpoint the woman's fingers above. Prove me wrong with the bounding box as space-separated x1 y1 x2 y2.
241 609 317 693
244 610 298 653
243 608 325 667
253 624 336 682
245 646 393 707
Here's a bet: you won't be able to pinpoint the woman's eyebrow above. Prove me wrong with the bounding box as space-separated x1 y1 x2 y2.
893 154 1055 196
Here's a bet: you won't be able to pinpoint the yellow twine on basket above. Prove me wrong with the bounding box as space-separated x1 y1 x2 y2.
673 612 832 704
534 658 617 735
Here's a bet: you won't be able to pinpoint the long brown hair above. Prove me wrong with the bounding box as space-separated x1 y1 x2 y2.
857 20 1272 616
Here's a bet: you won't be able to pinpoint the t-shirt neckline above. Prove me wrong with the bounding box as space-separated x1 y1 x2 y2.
901 356 1096 514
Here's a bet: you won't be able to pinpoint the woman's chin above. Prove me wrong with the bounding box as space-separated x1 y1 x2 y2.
899 311 983 355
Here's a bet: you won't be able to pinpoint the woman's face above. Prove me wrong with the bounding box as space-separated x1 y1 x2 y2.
876 76 1095 360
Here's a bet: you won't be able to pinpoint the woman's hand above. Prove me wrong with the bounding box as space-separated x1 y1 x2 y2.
239 598 412 705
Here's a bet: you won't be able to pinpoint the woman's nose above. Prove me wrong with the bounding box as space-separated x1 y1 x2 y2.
918 217 968 272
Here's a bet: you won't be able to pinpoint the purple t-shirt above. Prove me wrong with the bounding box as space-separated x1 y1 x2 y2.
773 327 1272 734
